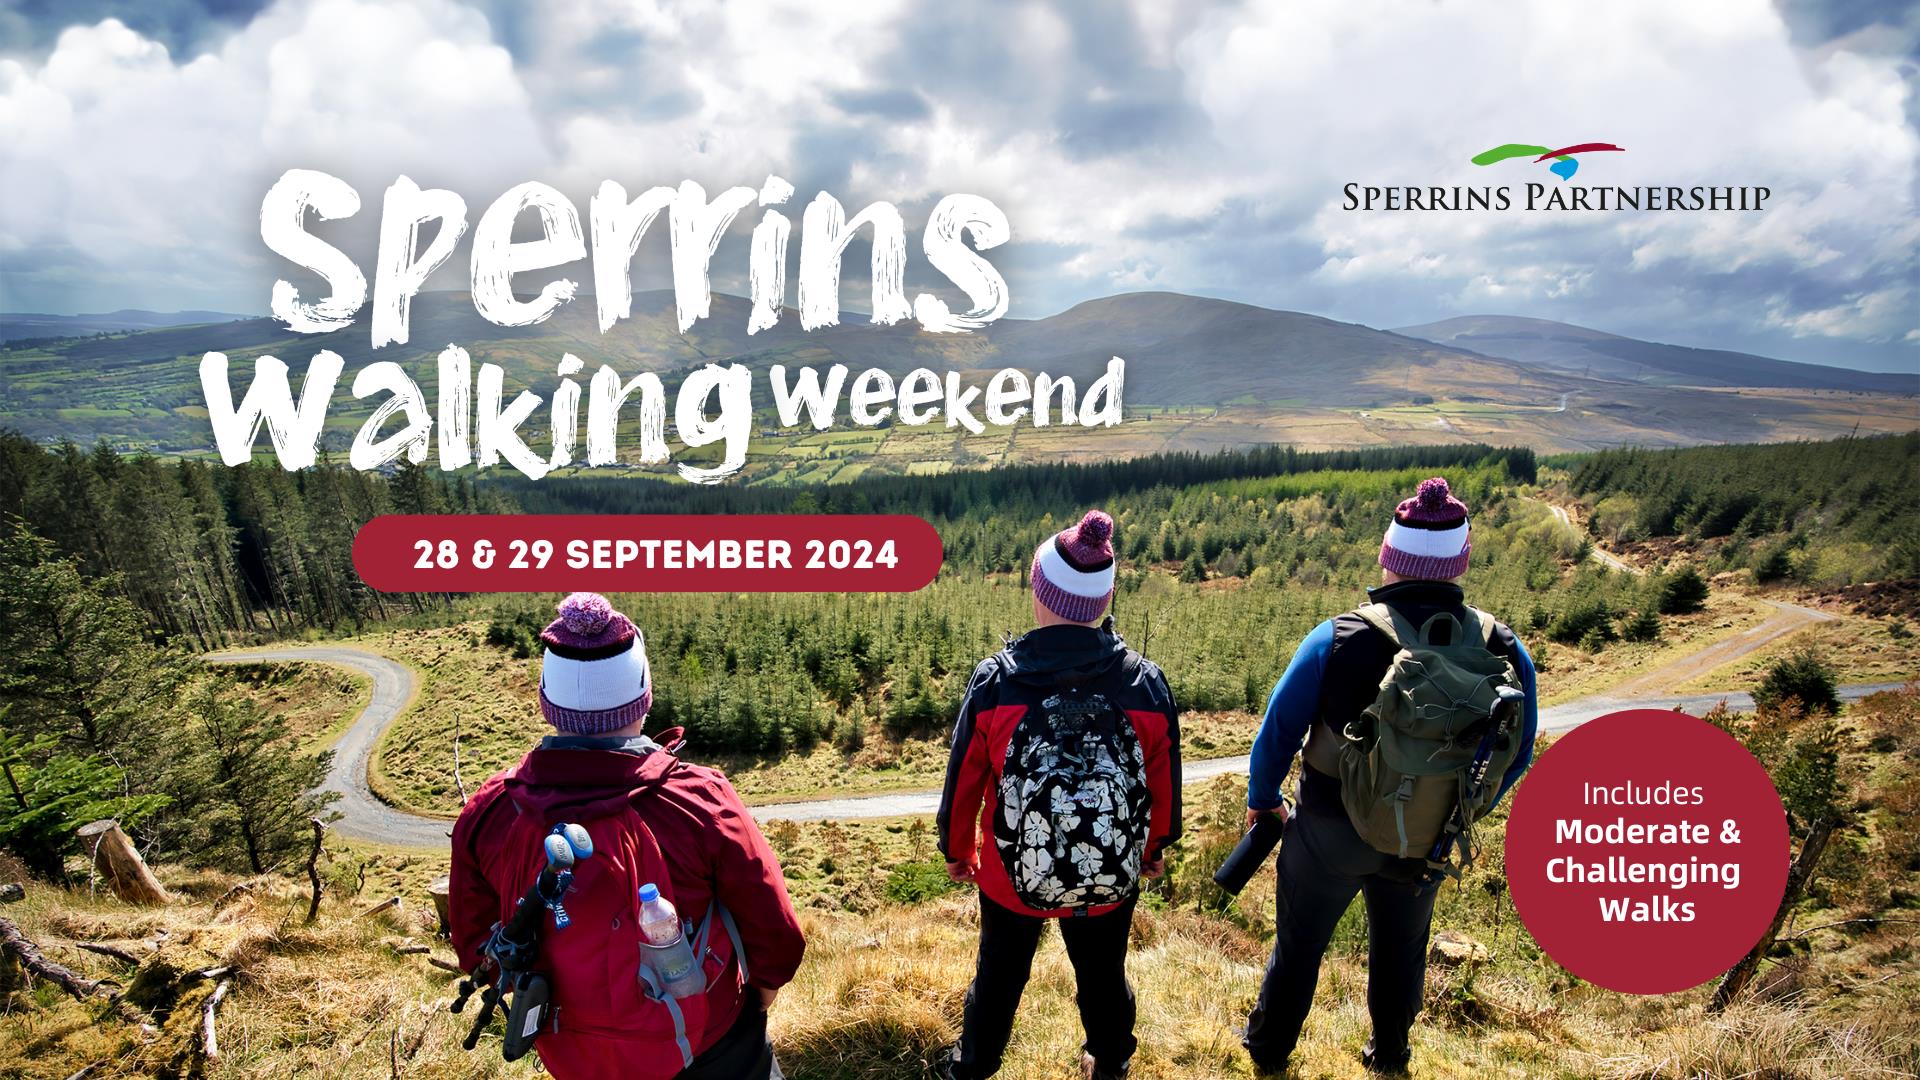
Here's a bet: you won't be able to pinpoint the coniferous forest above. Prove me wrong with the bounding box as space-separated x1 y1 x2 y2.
3 430 1912 865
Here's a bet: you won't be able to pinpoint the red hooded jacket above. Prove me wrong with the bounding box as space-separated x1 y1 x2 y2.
449 734 805 1067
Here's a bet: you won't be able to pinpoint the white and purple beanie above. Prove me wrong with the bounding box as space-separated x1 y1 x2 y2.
1379 477 1472 581
1031 510 1117 623
538 592 653 735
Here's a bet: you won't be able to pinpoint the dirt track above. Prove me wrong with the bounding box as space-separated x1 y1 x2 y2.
215 612 1895 845
209 647 446 849
1542 500 1641 575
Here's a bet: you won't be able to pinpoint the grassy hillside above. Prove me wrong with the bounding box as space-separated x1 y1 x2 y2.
1560 433 1920 585
4 688 1914 1079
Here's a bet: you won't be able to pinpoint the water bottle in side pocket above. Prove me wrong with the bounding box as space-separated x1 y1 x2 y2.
637 883 703 997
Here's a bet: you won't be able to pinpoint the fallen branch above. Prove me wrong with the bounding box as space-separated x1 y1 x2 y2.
305 819 326 924
357 896 402 920
212 881 255 911
426 955 464 975
201 978 232 1061
391 943 429 955
0 915 145 1024
68 941 140 966
1782 915 1920 941
63 1065 102 1080
183 965 232 983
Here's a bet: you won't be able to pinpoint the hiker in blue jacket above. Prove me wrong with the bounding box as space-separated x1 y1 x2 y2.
1242 478 1538 1076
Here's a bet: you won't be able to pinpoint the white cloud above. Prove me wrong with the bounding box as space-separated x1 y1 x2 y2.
0 0 1912 369
0 0 549 311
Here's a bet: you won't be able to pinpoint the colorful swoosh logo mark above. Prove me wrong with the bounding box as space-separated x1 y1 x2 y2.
1471 141 1625 180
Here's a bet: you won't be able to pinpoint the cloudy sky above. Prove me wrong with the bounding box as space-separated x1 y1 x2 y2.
1 0 1915 373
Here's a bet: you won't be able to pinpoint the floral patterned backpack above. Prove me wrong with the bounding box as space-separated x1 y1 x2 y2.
991 654 1151 910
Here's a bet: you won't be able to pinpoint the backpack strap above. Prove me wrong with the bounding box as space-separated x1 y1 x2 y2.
685 901 748 987
636 966 695 1067
1354 602 1420 648
1463 606 1497 649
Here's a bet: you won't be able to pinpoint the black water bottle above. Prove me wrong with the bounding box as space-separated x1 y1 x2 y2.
1213 810 1288 896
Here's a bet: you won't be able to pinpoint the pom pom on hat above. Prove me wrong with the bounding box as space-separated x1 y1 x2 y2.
1075 509 1114 545
1416 477 1453 512
558 592 614 636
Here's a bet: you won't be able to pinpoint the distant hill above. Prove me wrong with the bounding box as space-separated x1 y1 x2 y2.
1393 314 1915 394
1 290 1912 458
986 292 1564 405
0 308 255 345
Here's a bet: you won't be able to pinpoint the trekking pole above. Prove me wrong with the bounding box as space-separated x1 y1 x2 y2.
452 823 594 1053
1425 685 1525 876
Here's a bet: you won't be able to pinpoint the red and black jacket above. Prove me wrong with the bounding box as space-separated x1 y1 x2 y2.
936 621 1182 917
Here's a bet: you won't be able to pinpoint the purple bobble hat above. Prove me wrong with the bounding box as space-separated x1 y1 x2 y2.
1031 510 1117 623
538 592 653 734
1379 477 1472 580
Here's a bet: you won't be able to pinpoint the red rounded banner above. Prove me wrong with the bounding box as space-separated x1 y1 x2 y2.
352 514 942 593
1505 708 1790 994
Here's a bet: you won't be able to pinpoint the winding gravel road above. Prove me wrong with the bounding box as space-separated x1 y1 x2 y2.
208 646 445 849
212 644 1902 846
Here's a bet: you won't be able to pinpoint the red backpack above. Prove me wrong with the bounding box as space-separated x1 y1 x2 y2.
491 772 748 1078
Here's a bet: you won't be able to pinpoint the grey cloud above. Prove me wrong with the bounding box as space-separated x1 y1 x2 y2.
0 0 267 56
830 87 932 121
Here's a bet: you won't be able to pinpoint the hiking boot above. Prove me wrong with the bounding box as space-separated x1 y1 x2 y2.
1361 1040 1411 1076
928 1045 960 1080
1248 1055 1290 1078
1080 1051 1130 1080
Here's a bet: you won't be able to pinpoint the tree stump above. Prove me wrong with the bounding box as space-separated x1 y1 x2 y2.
75 821 168 906
428 876 451 935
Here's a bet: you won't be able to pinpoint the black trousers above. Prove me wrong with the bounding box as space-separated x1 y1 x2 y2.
1243 802 1440 1071
950 892 1140 1079
679 1001 783 1080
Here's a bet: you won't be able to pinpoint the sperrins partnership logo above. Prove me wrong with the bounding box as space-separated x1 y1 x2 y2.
1470 141 1625 181
1343 136 1767 212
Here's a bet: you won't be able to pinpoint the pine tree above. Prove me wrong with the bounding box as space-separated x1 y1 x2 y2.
181 680 338 873
0 728 169 880
1658 567 1710 615
0 528 184 754
1622 608 1662 643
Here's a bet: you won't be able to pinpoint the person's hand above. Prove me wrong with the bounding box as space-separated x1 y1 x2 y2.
946 858 976 883
757 985 779 1011
1246 803 1290 831
1141 855 1166 879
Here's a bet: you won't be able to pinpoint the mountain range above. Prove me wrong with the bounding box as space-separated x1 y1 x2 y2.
0 309 254 345
0 292 1911 458
1393 314 1913 394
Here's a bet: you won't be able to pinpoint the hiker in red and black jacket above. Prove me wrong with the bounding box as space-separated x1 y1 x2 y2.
935 510 1182 1080
450 593 805 1080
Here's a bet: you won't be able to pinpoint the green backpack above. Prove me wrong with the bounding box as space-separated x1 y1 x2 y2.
1330 603 1525 877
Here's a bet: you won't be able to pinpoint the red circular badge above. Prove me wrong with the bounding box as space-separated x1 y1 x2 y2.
1505 709 1790 994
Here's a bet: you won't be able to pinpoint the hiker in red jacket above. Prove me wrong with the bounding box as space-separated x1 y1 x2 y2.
935 510 1182 1080
450 593 805 1080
